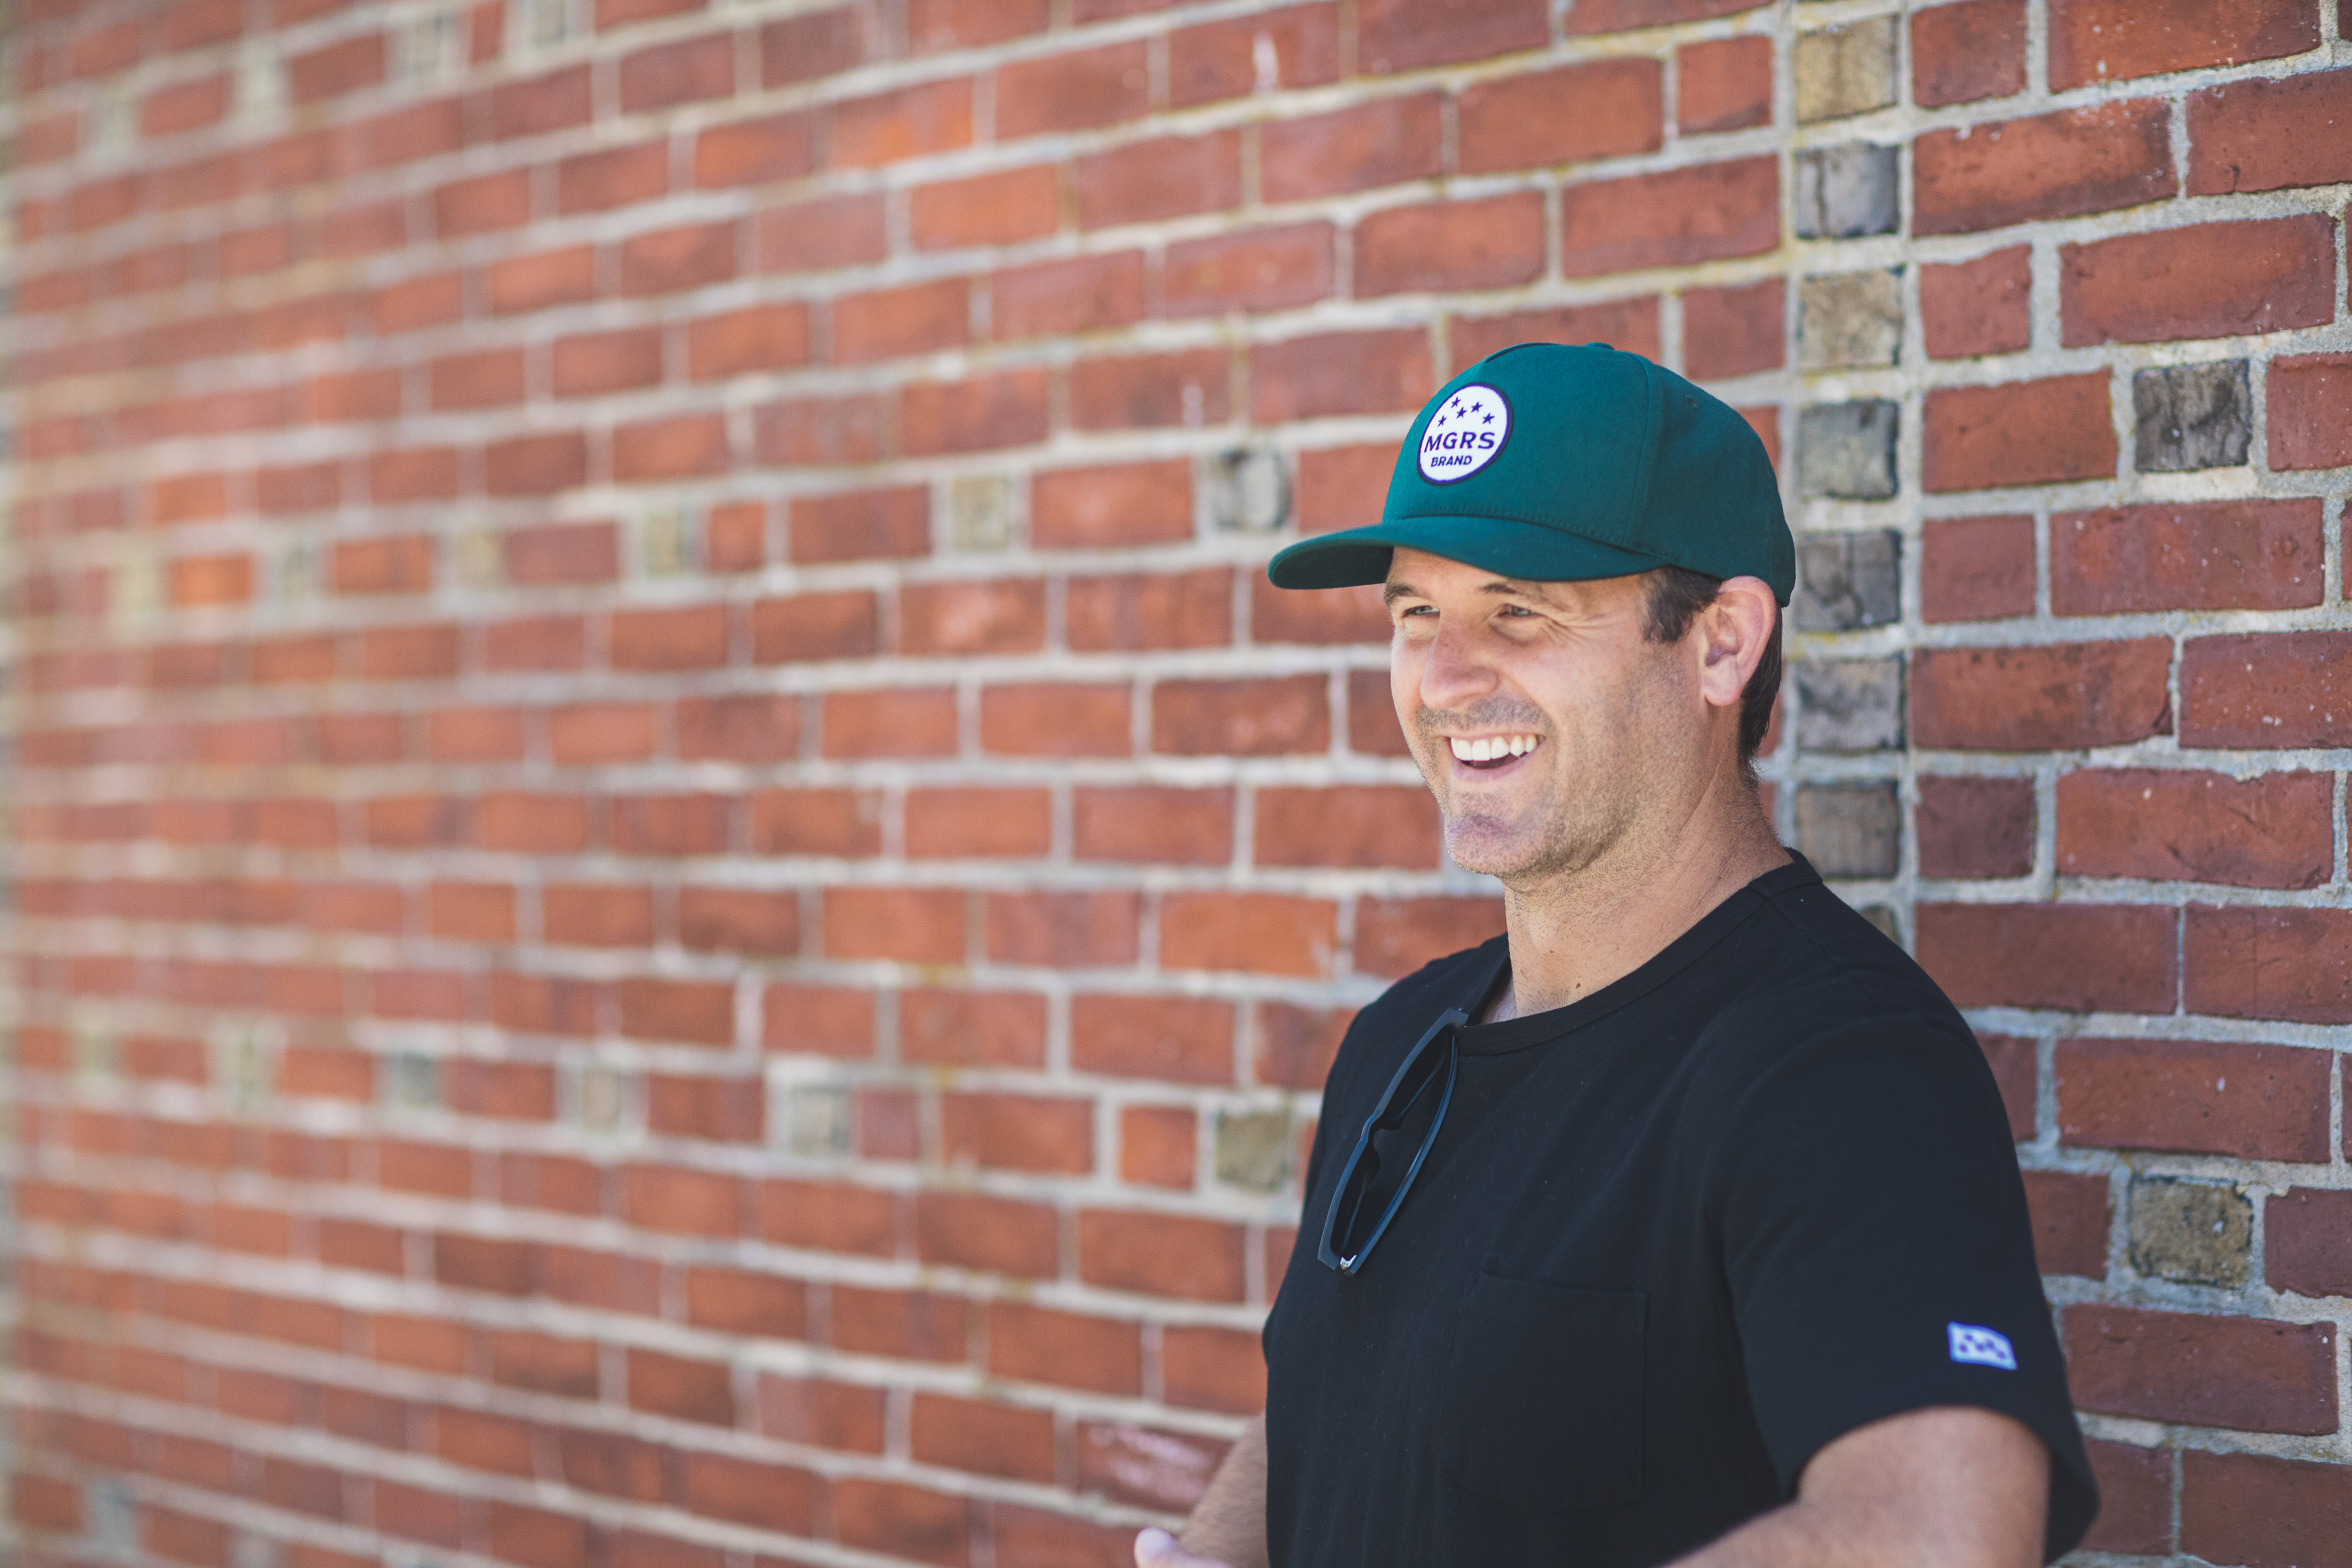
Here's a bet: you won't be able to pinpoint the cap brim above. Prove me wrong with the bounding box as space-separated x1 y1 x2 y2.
1268 515 1671 590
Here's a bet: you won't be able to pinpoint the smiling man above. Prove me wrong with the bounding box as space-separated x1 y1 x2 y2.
1134 345 2097 1568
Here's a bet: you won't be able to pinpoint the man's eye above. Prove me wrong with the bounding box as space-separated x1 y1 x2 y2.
1497 605 1536 618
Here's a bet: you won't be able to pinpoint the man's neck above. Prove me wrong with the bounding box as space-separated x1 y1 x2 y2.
1483 778 1791 1025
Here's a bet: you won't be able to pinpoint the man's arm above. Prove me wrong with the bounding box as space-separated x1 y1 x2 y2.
1672 1406 2049 1568
1133 1412 1268 1568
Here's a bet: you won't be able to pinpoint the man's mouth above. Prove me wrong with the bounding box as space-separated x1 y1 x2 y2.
1446 734 1541 770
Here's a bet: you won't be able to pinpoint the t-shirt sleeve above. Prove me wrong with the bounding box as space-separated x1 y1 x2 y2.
1711 1012 2098 1561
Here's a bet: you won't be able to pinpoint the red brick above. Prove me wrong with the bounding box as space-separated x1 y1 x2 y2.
143 74 232 138
694 110 814 188
1461 60 1662 175
1073 786 1232 865
757 192 887 274
1916 903 2177 1013
1162 892 1335 978
622 222 738 298
2062 216 2335 346
1163 223 1334 316
1071 994 1233 1083
617 977 734 1045
613 413 728 480
1262 93 1442 202
609 790 736 852
993 251 1147 341
1678 280 1782 381
823 887 964 963
435 170 530 238
987 1302 1142 1393
1914 101 2175 235
1358 0 1545 71
908 0 1048 51
1068 568 1231 650
1977 1034 2035 1138
912 1392 1056 1482
834 1477 969 1567
762 7 864 86
1917 775 2033 880
486 432 588 495
2182 632 2352 748
749 788 881 856
2021 1169 2108 1278
2055 500 2323 617
757 1372 886 1451
903 989 1045 1068
1251 329 1432 422
490 65 593 139
911 163 1058 250
1921 247 2031 360
2051 0 2316 89
1075 130 1243 229
1454 298 1664 374
1118 1106 1197 1189
1920 513 2032 624
822 687 958 758
1078 1209 1245 1300
2189 66 2352 197
1565 0 1770 28
1253 786 1440 870
978 686 1134 762
705 500 768 569
557 141 667 213
899 579 1045 656
1354 896 1506 978
984 890 1141 965
1153 674 1328 756
2066 1304 2336 1434
676 888 799 955
1354 193 1546 297
905 787 1051 858
996 41 1149 138
1562 156 1778 276
1913 640 2171 751
756 1176 893 1252
1031 461 1192 550
553 327 662 397
1670 37 1774 135
2057 1036 2328 1159
681 1454 820 1535
900 369 1050 455
618 32 734 113
2079 1439 2172 1556
1922 373 2117 492
543 884 656 948
941 1093 1093 1175
2185 905 2352 1026
1071 348 1233 430
2268 353 2352 471
787 486 929 565
913 1190 1058 1276
288 33 384 102
2267 1187 2352 1298
2182 1450 2352 1568
1912 0 2025 106
1168 3 1339 106
331 535 432 596
1163 1324 1267 1413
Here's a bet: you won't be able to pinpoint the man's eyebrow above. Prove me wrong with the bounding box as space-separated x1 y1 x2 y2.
1382 577 1553 605
1381 580 1418 606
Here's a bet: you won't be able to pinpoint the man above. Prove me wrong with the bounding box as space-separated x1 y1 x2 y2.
1134 345 2096 1568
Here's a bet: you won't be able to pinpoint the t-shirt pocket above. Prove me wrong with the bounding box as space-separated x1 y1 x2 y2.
1438 1271 1645 1513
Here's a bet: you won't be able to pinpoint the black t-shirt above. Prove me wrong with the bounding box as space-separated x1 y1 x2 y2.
1262 857 2096 1568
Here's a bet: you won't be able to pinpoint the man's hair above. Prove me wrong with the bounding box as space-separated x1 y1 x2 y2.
1641 566 1782 774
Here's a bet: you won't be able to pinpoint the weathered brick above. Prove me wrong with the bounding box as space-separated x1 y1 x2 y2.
1922 374 2117 492
2267 354 2352 471
2184 905 2352 1025
1561 158 1779 275
2052 500 2323 615
2182 1451 2352 1568
2267 1188 2352 1298
2050 0 2317 89
2134 360 2252 473
1357 0 1546 72
1914 101 2175 235
995 41 1150 139
1917 776 2033 880
2189 66 2352 197
1793 144 1898 240
1456 60 1662 174
1677 36 1773 133
2057 1037 2329 1160
1913 0 2026 106
1916 903 2177 1013
2064 217 2335 346
2181 632 2352 748
2066 1304 2336 1433
1353 194 1546 297
1921 247 2032 361
1074 131 1242 229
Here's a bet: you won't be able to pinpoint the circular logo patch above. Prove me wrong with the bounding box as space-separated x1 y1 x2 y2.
1416 385 1511 483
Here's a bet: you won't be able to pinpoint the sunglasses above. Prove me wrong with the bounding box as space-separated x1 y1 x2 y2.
1316 1004 1471 1275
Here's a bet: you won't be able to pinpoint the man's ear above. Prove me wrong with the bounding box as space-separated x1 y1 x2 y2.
1694 576 1778 712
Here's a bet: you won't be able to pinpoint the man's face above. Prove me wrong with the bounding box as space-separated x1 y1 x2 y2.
1385 547 1710 889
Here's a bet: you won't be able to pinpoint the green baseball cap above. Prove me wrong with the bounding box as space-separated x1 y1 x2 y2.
1267 342 1793 603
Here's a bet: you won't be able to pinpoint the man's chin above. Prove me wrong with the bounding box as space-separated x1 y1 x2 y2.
1442 816 1562 882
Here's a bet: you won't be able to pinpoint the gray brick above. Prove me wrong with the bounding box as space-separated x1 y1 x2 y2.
1214 1108 1294 1193
2133 360 2251 472
2129 1177 2250 1288
1794 657 1905 750
1794 17 1898 123
948 472 1018 552
1797 401 1899 499
1793 530 1901 630
1795 144 1899 239
1795 783 1901 877
1798 270 1903 371
1204 448 1290 533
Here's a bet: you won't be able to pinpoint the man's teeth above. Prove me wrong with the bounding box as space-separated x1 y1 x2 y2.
1447 734 1540 762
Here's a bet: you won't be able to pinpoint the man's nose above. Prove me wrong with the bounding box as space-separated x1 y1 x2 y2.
1417 622 1498 710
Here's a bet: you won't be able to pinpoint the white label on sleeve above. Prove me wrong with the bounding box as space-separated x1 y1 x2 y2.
1948 1322 2016 1370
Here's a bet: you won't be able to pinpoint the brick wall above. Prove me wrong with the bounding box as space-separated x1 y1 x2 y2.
2 0 2348 1562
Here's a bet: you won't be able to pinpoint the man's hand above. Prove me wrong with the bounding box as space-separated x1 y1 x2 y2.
1134 1527 1234 1568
